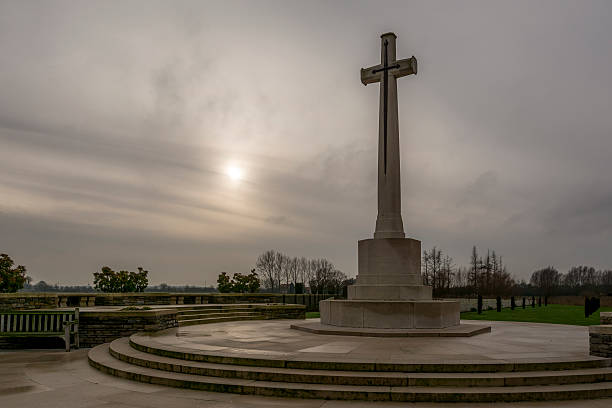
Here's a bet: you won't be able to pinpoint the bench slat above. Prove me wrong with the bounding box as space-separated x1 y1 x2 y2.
0 332 64 337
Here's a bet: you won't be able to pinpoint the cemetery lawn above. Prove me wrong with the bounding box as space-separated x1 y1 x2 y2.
306 312 320 319
461 304 612 326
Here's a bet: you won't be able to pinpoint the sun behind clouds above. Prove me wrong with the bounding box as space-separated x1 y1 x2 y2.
226 165 243 181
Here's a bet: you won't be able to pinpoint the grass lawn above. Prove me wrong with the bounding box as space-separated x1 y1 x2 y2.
306 304 610 326
461 304 612 326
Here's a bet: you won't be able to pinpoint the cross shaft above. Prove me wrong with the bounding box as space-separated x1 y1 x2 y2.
360 32 417 239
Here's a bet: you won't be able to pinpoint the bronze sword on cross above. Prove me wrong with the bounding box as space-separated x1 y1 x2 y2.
361 36 417 175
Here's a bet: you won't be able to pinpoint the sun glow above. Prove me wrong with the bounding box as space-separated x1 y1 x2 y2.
226 165 243 181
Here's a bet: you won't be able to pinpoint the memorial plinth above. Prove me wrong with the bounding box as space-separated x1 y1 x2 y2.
318 32 462 332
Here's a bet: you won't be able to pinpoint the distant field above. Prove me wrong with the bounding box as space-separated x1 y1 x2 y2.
461 304 612 326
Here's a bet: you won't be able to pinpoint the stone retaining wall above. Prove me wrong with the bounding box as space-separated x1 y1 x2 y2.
601 312 612 325
589 324 612 358
1 293 334 311
0 294 58 311
79 310 178 348
254 304 306 319
2 293 553 313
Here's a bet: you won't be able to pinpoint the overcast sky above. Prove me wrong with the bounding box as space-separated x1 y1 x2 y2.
1 0 612 286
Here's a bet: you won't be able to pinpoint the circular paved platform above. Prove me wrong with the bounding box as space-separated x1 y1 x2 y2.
143 318 594 365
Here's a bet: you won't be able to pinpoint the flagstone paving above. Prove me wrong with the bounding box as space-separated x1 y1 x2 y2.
1 348 612 407
140 319 592 364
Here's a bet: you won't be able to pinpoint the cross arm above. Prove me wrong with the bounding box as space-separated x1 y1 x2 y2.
393 56 418 79
360 64 382 85
360 55 418 86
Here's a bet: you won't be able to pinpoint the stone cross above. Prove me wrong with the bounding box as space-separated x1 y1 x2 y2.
361 32 417 239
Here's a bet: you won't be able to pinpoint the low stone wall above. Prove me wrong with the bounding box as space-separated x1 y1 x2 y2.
601 312 612 325
0 294 58 311
79 309 178 348
589 324 612 358
448 298 513 312
253 304 306 319
2 293 334 312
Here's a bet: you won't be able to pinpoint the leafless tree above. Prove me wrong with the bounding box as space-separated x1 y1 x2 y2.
530 267 561 295
273 251 287 293
255 250 277 291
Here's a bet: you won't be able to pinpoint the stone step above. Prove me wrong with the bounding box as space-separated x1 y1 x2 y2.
88 344 612 402
109 337 612 388
129 333 612 373
176 305 258 312
177 310 259 318
178 315 265 327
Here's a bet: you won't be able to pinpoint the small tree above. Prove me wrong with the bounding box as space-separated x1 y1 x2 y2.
0 254 30 293
93 266 149 293
496 296 502 312
245 269 260 293
217 272 233 293
216 270 260 293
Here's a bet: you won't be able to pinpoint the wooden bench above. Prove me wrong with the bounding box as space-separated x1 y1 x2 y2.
0 308 79 351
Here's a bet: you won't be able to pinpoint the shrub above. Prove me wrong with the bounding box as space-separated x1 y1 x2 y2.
217 269 260 293
93 266 148 293
0 254 30 293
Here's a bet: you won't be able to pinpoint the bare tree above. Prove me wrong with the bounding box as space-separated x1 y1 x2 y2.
288 256 299 292
255 250 277 291
273 252 287 293
530 266 560 295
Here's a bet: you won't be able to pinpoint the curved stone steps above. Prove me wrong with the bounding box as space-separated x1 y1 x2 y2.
88 343 612 402
178 310 258 318
109 337 612 388
129 333 612 373
178 315 265 327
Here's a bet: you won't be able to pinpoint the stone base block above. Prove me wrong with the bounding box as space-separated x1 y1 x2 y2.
348 284 432 300
355 238 422 287
320 299 460 329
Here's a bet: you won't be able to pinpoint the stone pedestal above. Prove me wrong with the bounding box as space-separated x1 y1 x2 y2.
348 238 432 300
320 237 461 331
320 299 459 329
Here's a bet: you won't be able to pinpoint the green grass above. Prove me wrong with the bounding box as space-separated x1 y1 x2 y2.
461 304 612 326
306 312 320 319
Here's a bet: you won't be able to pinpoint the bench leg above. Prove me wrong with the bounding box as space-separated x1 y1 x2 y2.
64 325 70 352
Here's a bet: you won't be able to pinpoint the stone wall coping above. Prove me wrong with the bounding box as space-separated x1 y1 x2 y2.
600 312 612 317
589 325 612 335
0 293 59 298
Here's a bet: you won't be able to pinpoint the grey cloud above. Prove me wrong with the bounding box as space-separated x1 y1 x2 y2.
1 0 612 285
